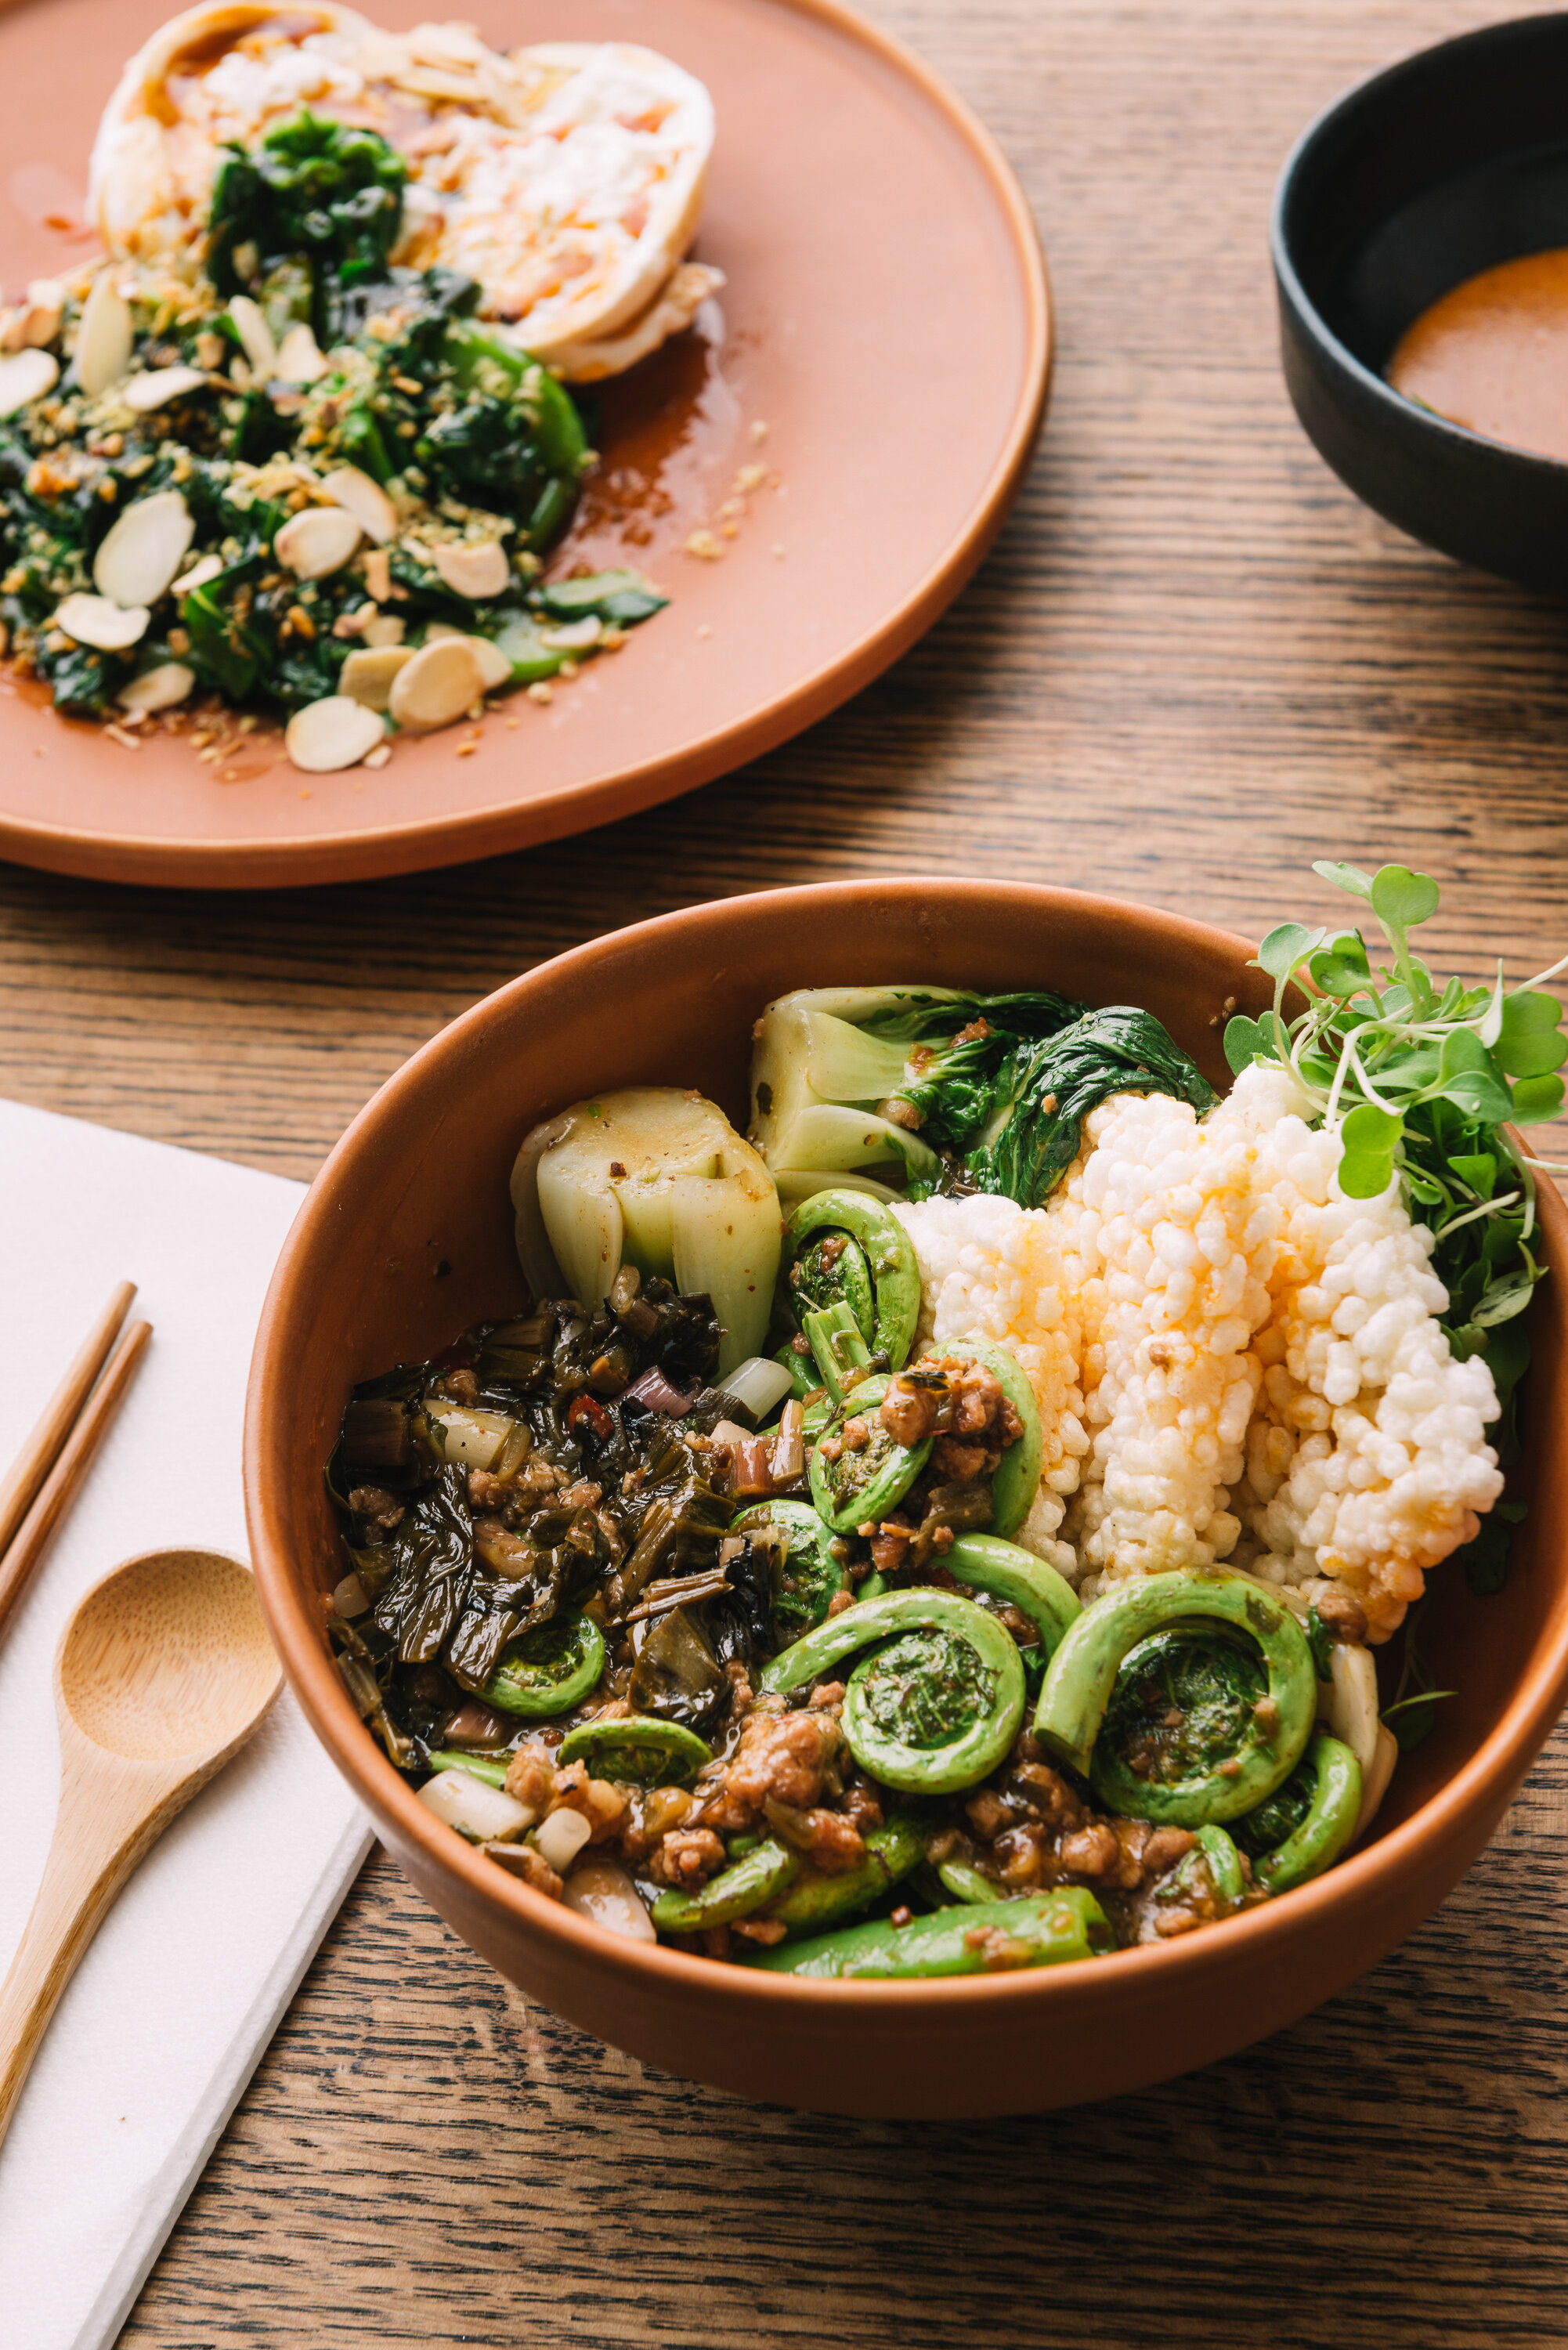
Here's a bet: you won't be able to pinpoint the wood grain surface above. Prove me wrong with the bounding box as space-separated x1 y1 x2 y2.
5 0 1568 2341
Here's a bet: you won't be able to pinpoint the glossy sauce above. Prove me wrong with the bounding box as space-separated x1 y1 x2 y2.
1388 247 1568 464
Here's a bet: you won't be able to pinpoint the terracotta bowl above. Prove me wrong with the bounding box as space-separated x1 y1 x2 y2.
244 880 1568 2118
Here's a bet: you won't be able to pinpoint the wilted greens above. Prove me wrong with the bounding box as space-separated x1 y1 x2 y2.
0 111 667 728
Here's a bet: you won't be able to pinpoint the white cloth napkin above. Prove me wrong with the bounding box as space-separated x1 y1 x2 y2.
0 1100 373 2350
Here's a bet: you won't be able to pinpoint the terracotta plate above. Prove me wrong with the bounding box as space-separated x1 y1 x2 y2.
0 0 1050 888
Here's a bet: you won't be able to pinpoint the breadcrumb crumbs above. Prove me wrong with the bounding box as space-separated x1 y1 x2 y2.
685 529 723 560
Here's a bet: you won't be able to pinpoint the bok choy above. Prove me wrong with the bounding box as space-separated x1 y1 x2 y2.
511 1087 781 1375
748 986 1215 1206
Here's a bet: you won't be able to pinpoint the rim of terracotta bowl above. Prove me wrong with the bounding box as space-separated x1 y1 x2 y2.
246 878 1568 2022
0 0 1052 891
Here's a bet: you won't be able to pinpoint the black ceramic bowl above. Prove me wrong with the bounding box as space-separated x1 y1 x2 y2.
1273 13 1568 591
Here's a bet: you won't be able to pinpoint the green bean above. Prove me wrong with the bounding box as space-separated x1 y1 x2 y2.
556 1714 712 1787
1034 1569 1316 1824
802 1300 874 1401
807 1376 932 1534
1254 1735 1363 1893
945 1533 1081 1672
651 1837 797 1932
428 1748 509 1788
782 1189 922 1370
482 1611 605 1717
1195 1823 1246 1916
766 1816 925 1933
741 1887 1114 1978
761 1587 1025 1794
936 1858 997 1905
732 1499 847 1639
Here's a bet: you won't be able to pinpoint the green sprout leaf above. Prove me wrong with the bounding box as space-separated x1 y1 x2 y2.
1458 1517 1511 1596
1472 1275 1537 1329
1223 1013 1268 1075
1370 865 1441 934
1312 859 1375 903
1512 1072 1567 1123
1433 1029 1513 1125
1308 932 1374 997
1381 1688 1454 1751
1497 990 1568 1079
1339 1101 1403 1198
1256 923 1324 982
1449 1152 1497 1198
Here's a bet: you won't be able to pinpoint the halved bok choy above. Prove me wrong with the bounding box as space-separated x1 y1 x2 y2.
511 1087 781 1375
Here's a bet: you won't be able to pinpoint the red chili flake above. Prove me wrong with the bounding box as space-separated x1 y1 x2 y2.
567 1394 613 1441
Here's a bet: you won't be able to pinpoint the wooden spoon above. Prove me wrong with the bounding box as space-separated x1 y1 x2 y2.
0 1547 283 2146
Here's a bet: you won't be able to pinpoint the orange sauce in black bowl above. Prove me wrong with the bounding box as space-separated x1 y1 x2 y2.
1388 248 1568 465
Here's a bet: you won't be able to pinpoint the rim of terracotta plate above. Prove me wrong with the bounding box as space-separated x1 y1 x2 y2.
246 878 1568 2017
0 0 1052 888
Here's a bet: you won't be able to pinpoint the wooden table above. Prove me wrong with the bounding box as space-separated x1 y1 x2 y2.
5 0 1568 2338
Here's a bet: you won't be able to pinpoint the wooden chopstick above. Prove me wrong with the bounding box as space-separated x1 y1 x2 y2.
0 1282 137 1560
0 1317 152 1647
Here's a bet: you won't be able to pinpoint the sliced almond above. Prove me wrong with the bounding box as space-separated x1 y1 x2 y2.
275 505 363 580
539 614 602 653
363 546 392 602
75 271 133 398
389 637 487 732
414 622 508 686
53 593 149 652
118 660 195 714
122 365 207 413
276 322 328 385
340 644 416 711
321 464 397 545
466 634 512 689
285 694 387 773
0 348 58 418
430 540 510 599
361 612 406 649
93 488 195 609
20 279 65 349
171 551 224 598
226 295 278 381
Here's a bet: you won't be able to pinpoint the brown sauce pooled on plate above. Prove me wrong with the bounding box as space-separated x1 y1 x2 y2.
1387 247 1568 463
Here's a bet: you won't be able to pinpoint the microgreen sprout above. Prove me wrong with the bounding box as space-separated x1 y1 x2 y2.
1224 862 1566 1488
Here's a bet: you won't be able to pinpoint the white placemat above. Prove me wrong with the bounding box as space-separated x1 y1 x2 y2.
0 1100 374 2350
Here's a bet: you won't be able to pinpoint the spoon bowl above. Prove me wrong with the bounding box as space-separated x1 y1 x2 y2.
0 1547 281 2145
60 1546 281 1762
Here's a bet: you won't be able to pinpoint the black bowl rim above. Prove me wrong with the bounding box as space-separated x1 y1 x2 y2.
1270 9 1568 486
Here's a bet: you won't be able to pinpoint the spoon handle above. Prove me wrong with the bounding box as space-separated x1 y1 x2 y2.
0 1751 204 2149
